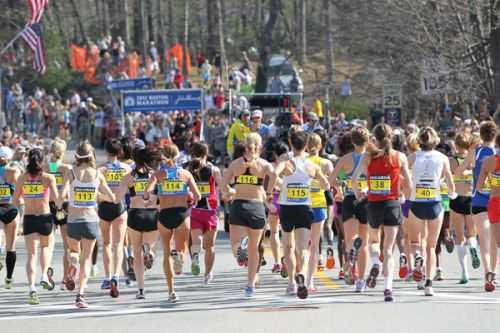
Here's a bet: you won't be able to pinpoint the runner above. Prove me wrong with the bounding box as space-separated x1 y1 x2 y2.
352 123 412 302
0 147 20 289
116 146 159 299
270 130 329 299
458 121 497 291
221 133 274 298
61 141 115 308
44 139 72 289
407 127 455 296
98 139 132 297
331 127 370 291
306 133 333 291
449 133 477 284
186 142 222 284
143 143 200 302
476 129 500 291
13 148 60 305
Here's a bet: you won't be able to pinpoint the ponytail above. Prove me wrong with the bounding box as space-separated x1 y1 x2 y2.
27 148 44 176
368 124 393 158
187 158 203 181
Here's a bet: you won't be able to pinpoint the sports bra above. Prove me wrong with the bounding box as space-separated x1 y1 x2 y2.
157 167 188 197
48 161 64 191
234 158 264 186
104 161 126 188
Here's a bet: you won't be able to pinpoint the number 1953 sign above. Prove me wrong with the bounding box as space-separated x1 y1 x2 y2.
383 82 402 108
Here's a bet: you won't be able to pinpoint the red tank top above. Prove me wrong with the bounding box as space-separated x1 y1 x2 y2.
367 150 400 202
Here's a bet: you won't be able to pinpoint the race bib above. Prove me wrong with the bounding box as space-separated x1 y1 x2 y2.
0 184 11 203
369 176 391 195
133 180 149 196
415 184 437 201
490 173 500 188
23 181 44 199
346 178 368 191
235 175 258 185
73 187 97 207
286 184 310 203
197 182 211 197
54 173 64 190
160 180 187 196
106 169 125 187
310 179 321 193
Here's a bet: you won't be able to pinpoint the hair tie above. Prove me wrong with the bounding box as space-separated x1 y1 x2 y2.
75 153 91 159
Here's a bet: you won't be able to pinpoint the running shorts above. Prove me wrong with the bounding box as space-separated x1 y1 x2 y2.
159 207 189 230
23 214 53 236
342 195 368 224
0 204 18 225
268 192 280 216
98 201 127 222
450 196 472 216
401 200 411 219
279 205 312 232
488 197 500 224
312 207 327 223
50 201 68 226
67 216 99 240
230 200 266 230
367 200 402 228
127 208 158 232
191 208 218 233
471 206 488 215
410 201 443 220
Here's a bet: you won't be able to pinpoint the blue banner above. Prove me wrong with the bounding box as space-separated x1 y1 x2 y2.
384 108 402 127
108 78 153 92
122 89 203 113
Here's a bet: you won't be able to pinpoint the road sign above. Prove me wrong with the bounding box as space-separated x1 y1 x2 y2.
108 78 153 92
383 82 402 108
421 59 450 96
121 89 203 113
384 108 402 127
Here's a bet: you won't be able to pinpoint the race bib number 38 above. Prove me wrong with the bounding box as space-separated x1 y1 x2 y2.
369 176 391 195
286 184 310 203
23 182 44 199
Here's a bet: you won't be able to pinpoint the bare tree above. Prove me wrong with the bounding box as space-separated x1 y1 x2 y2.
183 0 190 76
216 0 227 82
298 0 307 65
323 0 335 106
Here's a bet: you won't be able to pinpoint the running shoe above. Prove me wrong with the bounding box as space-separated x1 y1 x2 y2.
136 290 145 300
470 246 481 269
172 251 184 275
434 269 444 281
110 277 119 298
168 291 179 303
280 257 288 278
286 283 297 296
485 272 496 292
424 286 434 296
413 254 424 282
244 286 255 298
355 280 366 293
405 270 413 282
127 257 136 282
261 256 267 267
40 267 56 291
384 289 394 302
272 263 281 274
60 280 66 291
236 237 249 267
4 278 13 289
444 236 455 253
417 279 425 290
458 276 469 284
191 253 201 276
29 291 40 305
366 264 380 289
75 294 89 309
399 254 408 279
295 273 308 299
204 273 214 285
100 279 111 290
326 247 335 269
142 244 154 270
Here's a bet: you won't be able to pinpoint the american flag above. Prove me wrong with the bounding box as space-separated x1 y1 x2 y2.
28 0 49 25
21 23 47 74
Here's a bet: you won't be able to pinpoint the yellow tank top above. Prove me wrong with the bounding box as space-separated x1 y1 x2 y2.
307 155 327 208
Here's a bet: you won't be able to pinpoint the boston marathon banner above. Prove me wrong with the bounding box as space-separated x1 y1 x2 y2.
121 89 203 113
108 78 153 92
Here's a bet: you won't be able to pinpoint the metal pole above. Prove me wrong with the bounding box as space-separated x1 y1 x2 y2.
0 29 24 57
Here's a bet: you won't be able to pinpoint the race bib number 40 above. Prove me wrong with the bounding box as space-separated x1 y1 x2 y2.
23 182 44 199
415 185 437 201
73 187 97 207
286 184 310 203
369 176 391 195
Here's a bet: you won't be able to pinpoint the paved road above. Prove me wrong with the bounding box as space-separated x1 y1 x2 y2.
0 232 500 333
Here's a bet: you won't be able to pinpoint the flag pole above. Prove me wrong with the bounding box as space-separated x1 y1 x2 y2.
0 29 25 57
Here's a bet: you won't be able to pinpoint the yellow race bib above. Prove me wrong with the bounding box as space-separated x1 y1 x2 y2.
197 182 211 196
160 180 186 195
415 185 437 201
106 169 125 186
369 176 391 195
453 174 472 184
286 184 310 203
490 174 500 188
235 175 258 185
133 180 149 195
0 184 11 203
74 187 97 207
23 182 44 199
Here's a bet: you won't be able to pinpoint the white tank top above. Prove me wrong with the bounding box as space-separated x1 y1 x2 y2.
69 170 100 209
410 150 444 202
279 157 312 206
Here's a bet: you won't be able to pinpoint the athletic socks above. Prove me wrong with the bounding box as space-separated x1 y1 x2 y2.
384 277 393 291
370 255 380 267
456 245 468 276
6 251 16 279
468 237 478 249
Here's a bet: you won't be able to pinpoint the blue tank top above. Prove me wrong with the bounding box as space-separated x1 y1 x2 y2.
344 152 363 196
472 146 496 207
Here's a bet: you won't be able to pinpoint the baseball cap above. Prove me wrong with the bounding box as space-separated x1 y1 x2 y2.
0 146 13 160
251 110 263 118
241 109 250 117
308 112 319 121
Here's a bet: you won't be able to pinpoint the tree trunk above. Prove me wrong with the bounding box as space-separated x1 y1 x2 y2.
206 0 218 61
167 0 177 46
51 0 69 45
69 0 87 38
215 0 227 83
120 0 131 47
101 0 110 35
134 0 148 62
491 2 500 107
298 0 307 65
182 0 190 77
147 0 156 42
323 0 335 115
